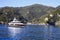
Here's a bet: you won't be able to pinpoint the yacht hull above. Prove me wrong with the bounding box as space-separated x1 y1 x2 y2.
8 24 25 27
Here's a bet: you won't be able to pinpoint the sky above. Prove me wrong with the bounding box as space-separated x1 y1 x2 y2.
0 0 60 7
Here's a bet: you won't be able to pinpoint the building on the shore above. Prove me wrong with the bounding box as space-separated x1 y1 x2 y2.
55 19 60 26
50 14 53 17
55 21 60 26
55 14 60 26
45 17 48 22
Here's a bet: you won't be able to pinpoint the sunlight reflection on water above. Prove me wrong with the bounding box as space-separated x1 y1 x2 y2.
8 27 22 38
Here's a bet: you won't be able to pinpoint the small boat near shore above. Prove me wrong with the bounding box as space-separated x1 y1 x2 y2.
8 17 25 27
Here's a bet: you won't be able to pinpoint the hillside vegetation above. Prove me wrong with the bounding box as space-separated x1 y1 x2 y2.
0 4 60 24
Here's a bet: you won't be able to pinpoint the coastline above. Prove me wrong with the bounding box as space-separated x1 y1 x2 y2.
0 21 60 27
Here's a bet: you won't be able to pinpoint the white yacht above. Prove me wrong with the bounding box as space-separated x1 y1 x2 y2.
8 17 25 27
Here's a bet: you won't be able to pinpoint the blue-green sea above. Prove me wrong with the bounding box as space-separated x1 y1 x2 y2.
0 24 60 40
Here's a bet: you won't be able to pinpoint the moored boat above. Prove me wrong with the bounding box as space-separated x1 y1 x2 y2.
8 17 25 27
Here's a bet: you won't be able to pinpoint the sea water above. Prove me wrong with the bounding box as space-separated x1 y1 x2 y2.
0 24 60 40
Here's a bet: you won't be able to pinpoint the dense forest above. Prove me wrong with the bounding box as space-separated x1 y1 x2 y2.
0 4 60 24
